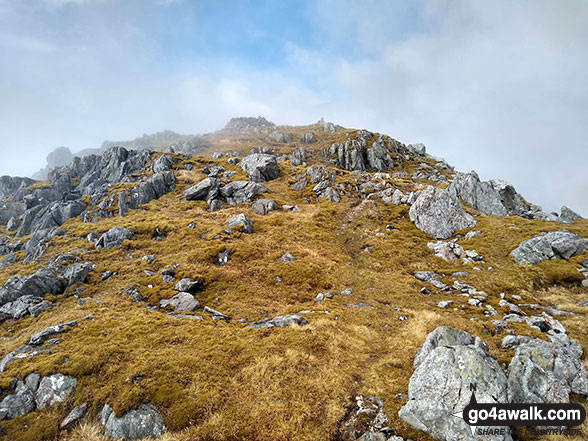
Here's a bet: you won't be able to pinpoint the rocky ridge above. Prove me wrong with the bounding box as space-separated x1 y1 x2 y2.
0 118 586 441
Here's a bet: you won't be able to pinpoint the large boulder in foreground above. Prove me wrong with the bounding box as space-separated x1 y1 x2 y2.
100 403 166 439
239 153 279 182
510 230 588 264
409 186 476 239
399 326 511 441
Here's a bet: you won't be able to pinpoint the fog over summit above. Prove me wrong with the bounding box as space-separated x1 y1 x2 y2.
1 0 587 215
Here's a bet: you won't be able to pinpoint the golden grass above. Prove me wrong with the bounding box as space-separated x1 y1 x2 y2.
0 134 587 441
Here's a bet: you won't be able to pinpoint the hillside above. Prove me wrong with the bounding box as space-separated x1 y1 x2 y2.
0 118 587 441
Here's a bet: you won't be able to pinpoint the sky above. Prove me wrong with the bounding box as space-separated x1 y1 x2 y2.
0 0 587 215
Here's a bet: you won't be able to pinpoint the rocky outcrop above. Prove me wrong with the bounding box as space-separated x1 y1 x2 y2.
129 171 176 209
0 267 66 306
409 186 476 239
16 200 86 237
221 116 275 133
560 205 583 223
184 177 220 202
399 327 511 441
300 133 315 144
0 373 76 421
449 171 508 216
507 334 588 403
0 176 35 201
100 403 166 439
271 131 291 143
511 230 588 264
220 181 268 204
167 136 210 156
239 153 279 182
290 147 307 166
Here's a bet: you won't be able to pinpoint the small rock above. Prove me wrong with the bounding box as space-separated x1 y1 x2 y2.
281 252 295 262
60 402 88 430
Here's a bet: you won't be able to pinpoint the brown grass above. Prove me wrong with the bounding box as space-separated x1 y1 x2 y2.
0 127 587 441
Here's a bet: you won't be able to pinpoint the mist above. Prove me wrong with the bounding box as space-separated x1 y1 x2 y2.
1 0 586 215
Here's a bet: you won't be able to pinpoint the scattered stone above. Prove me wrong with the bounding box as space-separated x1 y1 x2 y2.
248 314 307 329
29 320 78 346
346 303 372 308
174 278 203 293
60 402 88 430
427 241 465 262
280 252 295 262
465 230 481 240
203 306 230 322
437 300 453 309
101 270 117 281
216 250 230 266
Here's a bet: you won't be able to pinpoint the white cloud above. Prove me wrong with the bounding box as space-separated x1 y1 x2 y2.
0 0 586 216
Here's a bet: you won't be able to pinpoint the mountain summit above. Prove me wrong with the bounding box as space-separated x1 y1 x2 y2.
0 119 586 441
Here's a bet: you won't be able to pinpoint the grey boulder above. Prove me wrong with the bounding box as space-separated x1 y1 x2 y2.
60 402 88 430
225 213 254 234
560 206 583 223
511 230 588 264
129 171 176 209
251 199 278 215
448 171 507 216
0 381 36 420
184 177 220 202
101 403 166 439
220 181 268 205
507 335 588 403
0 267 66 306
35 374 77 409
399 326 511 441
409 186 476 239
160 292 200 312
95 226 134 249
248 314 307 329
239 153 279 182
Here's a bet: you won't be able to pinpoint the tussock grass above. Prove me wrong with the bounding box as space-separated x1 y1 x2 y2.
0 135 587 441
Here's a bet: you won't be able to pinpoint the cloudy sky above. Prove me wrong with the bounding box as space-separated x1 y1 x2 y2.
0 0 586 214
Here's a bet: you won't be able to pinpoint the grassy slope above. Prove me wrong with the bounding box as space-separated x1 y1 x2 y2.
0 125 586 441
